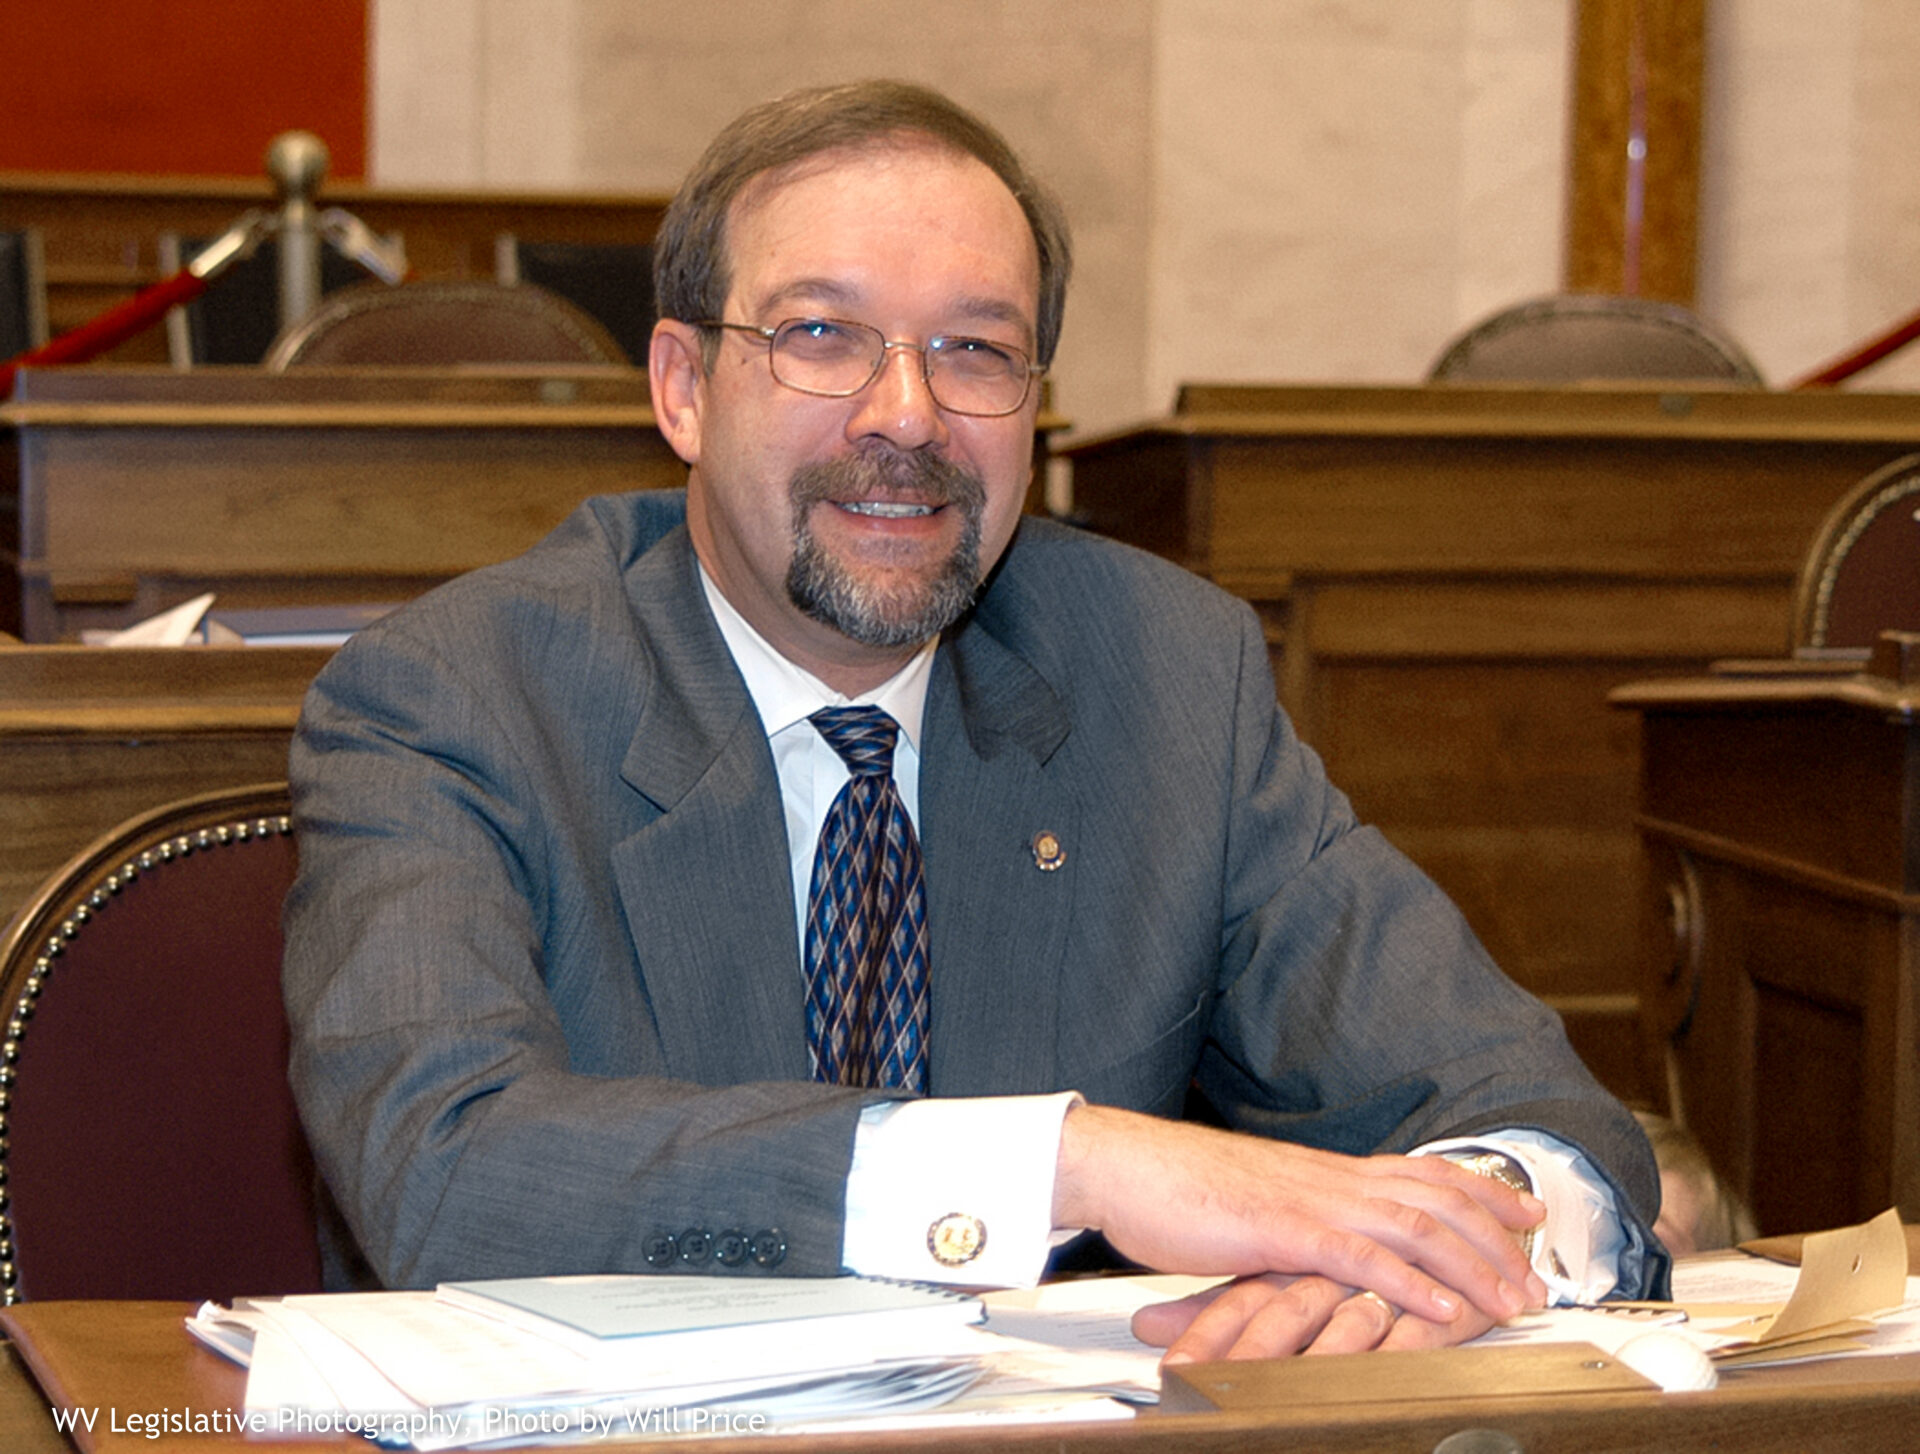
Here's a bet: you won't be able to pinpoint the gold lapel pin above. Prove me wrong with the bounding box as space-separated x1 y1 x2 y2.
1031 830 1066 872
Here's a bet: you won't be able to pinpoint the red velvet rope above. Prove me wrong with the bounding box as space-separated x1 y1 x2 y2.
1 269 210 399
1791 304 1920 389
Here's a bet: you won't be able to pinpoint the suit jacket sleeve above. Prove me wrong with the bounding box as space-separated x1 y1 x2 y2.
1193 593 1669 1296
957 524 1666 1297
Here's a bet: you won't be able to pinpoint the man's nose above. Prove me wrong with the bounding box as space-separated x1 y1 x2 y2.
847 341 948 451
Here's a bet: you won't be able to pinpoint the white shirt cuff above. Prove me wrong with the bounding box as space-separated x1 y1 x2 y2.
840 1092 1082 1286
1414 1129 1627 1304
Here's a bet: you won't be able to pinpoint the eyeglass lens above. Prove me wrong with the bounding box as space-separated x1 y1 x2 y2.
769 319 1032 415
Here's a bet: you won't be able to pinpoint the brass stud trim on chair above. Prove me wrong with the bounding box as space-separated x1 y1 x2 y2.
1808 476 1920 648
0 802 292 1305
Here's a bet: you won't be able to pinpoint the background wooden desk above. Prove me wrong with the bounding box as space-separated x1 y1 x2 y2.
2 367 678 641
2 367 1064 642
3 1299 1917 1454
0 646 326 930
1614 637 1920 1232
1064 383 1920 1103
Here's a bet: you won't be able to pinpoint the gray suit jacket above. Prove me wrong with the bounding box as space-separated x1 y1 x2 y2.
284 491 1664 1292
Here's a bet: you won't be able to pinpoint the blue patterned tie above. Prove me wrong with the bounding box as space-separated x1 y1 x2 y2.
803 706 930 1092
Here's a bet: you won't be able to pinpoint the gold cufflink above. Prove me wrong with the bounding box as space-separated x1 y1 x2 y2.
927 1212 988 1266
1031 830 1065 872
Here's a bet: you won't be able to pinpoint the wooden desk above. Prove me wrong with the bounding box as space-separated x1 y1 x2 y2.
2 367 1064 642
1064 383 1920 1102
4 1299 1917 1453
1612 634 1920 1232
0 646 326 931
1 366 679 641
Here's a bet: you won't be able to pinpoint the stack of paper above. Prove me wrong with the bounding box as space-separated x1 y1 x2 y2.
82 594 399 647
1479 1207 1920 1377
190 1275 993 1448
188 1272 1221 1448
1679 1208 1919 1368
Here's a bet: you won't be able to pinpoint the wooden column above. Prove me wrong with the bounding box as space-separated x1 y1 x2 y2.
1565 0 1707 303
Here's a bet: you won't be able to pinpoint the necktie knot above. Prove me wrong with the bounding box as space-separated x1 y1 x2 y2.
810 706 899 779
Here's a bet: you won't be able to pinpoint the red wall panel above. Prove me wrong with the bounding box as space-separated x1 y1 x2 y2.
0 1 367 178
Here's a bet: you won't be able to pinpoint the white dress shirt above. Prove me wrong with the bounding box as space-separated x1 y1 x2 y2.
698 566 1623 1296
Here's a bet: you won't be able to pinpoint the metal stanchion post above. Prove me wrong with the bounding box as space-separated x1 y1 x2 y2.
1 131 406 392
265 131 331 334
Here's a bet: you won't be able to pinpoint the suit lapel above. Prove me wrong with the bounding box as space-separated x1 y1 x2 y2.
921 613 1079 1097
605 525 1083 1095
609 531 811 1085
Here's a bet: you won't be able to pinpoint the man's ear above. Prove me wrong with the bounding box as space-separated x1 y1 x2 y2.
649 319 707 466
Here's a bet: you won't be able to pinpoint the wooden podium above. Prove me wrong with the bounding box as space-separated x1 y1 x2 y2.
1064 383 1920 1101
1613 633 1920 1232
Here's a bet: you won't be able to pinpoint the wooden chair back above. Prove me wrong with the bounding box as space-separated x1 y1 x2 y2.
1792 453 1920 650
263 279 628 368
1429 294 1764 386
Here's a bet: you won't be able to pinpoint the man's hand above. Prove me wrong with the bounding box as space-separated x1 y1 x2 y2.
1053 1103 1546 1333
1133 1273 1501 1362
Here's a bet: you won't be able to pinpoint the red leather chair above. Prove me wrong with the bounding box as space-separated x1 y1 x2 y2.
0 783 322 1304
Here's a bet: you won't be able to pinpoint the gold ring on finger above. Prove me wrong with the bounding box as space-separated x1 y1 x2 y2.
1356 1290 1398 1320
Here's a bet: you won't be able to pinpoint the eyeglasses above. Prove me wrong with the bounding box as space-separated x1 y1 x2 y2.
699 317 1043 417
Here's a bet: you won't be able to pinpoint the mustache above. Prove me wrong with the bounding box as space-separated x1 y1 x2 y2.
789 445 987 512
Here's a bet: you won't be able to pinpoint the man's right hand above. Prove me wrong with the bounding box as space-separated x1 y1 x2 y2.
1051 1102 1547 1335
1131 1273 1503 1362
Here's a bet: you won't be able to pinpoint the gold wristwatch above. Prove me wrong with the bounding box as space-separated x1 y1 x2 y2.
1446 1148 1543 1266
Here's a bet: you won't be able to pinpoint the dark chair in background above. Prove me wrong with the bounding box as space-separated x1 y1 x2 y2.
1429 294 1765 387
0 783 322 1304
0 229 49 364
161 234 367 365
1791 452 1920 651
263 279 629 368
497 236 654 365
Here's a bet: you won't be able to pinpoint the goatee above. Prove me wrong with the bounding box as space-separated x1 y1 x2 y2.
786 446 987 649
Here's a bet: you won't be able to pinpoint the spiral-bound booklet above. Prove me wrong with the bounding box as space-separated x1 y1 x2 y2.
436 1272 981 1345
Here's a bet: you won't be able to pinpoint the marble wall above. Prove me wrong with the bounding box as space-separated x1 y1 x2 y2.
369 0 1920 430
1145 0 1568 409
1698 1 1920 390
371 0 1153 435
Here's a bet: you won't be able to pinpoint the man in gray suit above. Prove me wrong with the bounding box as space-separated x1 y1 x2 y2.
284 80 1665 1363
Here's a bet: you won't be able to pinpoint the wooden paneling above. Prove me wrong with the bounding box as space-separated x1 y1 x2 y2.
0 645 326 932
1065 384 1920 1105
1 366 678 641
1616 644 1920 1231
1301 580 1786 659
1310 659 1642 988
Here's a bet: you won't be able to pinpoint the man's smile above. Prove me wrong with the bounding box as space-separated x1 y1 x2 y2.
837 500 940 518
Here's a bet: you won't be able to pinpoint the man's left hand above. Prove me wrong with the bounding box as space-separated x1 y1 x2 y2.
1133 1273 1501 1362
